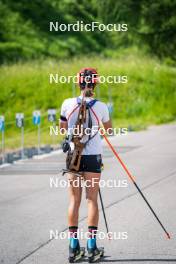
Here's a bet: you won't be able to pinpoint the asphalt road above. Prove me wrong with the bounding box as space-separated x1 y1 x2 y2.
0 124 176 264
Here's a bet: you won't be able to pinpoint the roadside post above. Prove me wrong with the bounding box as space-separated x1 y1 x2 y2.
107 86 113 116
107 102 113 116
33 110 41 155
107 86 114 128
16 113 24 159
48 109 56 146
0 115 5 163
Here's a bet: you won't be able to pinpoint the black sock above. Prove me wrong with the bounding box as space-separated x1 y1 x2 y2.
69 226 78 239
88 226 97 238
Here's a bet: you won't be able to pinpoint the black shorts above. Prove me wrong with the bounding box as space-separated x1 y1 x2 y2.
79 155 102 173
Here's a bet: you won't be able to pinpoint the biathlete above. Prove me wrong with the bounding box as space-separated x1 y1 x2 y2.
59 68 112 262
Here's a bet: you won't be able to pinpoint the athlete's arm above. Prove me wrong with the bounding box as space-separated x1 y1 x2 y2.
101 102 113 134
102 119 112 131
60 99 68 131
102 119 113 135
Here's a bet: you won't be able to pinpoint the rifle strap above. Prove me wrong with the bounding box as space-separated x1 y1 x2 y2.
76 97 99 145
76 97 98 109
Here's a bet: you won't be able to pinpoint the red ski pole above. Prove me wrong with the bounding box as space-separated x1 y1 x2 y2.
102 133 171 239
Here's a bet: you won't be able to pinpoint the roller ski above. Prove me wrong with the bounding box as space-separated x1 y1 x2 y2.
87 238 104 263
68 239 85 263
87 247 104 263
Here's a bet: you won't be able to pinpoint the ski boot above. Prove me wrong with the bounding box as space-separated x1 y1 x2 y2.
87 238 104 263
68 238 85 263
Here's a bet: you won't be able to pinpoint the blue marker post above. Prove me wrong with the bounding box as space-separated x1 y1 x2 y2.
0 116 5 164
16 113 24 159
33 111 41 155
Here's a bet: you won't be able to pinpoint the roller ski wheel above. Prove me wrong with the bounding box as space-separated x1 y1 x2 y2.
88 247 104 263
68 246 85 263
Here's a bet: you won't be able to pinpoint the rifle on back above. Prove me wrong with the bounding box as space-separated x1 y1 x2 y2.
67 94 87 171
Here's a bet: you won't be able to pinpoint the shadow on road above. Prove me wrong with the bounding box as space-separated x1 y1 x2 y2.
101 257 176 262
74 256 176 263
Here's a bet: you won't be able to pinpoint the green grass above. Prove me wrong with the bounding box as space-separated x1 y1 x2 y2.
0 52 176 150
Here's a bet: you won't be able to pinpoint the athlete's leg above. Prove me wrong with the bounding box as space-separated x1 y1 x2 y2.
67 173 83 257
67 173 83 226
84 172 101 226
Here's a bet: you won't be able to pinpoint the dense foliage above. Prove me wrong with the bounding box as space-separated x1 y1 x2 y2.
0 0 175 149
0 0 175 63
0 54 175 149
